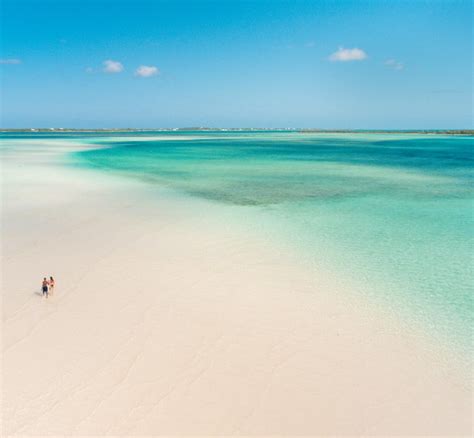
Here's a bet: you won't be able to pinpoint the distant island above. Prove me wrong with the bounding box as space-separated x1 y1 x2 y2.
1 128 473 135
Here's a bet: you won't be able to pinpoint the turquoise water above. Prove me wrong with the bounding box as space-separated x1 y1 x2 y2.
4 131 473 355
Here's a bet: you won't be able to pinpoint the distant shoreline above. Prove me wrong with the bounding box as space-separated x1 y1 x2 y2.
1 128 473 135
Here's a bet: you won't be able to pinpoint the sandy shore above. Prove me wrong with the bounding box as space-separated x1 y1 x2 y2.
2 140 472 436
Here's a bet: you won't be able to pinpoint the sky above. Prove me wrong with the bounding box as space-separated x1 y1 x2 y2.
0 0 472 128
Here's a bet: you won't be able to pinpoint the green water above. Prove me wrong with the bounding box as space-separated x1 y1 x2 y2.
4 131 473 356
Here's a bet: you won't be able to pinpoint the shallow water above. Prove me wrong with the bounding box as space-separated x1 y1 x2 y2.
3 131 473 356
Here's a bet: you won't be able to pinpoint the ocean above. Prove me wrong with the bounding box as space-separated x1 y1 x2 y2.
3 131 473 357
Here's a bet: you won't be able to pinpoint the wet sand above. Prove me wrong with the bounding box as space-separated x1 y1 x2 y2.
2 140 471 436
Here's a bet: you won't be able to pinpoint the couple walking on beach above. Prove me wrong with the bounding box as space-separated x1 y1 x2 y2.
42 276 55 298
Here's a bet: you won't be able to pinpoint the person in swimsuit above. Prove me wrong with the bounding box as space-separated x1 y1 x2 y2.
42 278 49 298
49 276 55 295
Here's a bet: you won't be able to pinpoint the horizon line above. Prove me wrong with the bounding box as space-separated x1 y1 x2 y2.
1 127 473 132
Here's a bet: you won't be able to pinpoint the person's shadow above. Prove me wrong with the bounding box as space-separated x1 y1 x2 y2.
34 291 43 297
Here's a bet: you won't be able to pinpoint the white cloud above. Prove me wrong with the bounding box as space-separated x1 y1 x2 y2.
0 58 21 64
385 59 404 70
329 47 367 62
103 59 123 73
135 65 159 77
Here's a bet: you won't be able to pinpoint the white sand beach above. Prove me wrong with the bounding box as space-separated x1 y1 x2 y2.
2 140 472 436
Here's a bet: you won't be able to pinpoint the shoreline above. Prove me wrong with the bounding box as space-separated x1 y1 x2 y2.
1 128 473 136
2 138 472 435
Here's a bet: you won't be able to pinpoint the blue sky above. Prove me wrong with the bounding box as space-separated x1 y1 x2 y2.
1 0 472 128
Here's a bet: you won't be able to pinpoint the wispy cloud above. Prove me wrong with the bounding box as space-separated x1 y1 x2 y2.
385 59 404 71
329 47 367 62
103 59 124 73
135 65 159 77
305 41 316 48
0 58 21 64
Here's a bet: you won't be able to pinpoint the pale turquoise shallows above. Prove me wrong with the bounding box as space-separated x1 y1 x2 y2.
6 131 473 357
